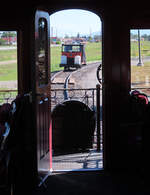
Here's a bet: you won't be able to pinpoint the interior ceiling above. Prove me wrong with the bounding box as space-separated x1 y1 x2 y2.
2 0 150 17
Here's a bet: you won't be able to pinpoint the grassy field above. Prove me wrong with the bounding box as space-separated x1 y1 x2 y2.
131 62 150 84
131 40 150 57
131 41 150 88
0 63 17 81
0 49 17 61
131 61 150 95
0 41 150 85
0 42 102 80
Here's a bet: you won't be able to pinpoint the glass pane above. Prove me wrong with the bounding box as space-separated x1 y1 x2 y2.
37 18 48 86
72 46 81 52
130 29 150 96
63 45 72 52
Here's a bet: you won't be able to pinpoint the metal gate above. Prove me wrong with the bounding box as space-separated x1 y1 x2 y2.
51 85 103 171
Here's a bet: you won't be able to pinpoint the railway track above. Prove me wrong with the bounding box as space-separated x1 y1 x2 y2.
51 69 80 113
51 70 74 88
50 62 102 151
51 69 78 100
51 62 100 89
50 62 101 112
51 62 101 101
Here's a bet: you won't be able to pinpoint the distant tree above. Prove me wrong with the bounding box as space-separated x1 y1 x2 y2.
141 34 150 41
0 38 6 45
1 31 16 45
141 34 148 40
94 35 101 41
87 35 92 42
81 35 87 39
130 33 138 40
1 31 16 38
56 41 61 44
64 34 69 38
148 36 150 41
70 35 76 39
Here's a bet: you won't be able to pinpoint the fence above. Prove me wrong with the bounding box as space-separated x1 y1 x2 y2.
51 86 101 111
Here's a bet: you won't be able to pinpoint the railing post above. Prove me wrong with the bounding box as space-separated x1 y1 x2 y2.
92 89 94 110
96 84 100 151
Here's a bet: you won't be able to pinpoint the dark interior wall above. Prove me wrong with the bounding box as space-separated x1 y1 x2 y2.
0 6 39 188
102 8 130 170
0 1 133 171
0 6 35 94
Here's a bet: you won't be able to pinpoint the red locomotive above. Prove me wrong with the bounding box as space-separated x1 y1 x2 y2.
59 43 86 70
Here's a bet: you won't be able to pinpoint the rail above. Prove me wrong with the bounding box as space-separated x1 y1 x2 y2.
0 87 100 111
51 87 100 111
1 87 149 108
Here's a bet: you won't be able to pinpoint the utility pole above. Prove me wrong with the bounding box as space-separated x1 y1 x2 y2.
137 29 144 66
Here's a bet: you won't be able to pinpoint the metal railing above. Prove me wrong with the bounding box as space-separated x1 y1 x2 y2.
0 87 102 151
51 85 102 151
51 87 99 111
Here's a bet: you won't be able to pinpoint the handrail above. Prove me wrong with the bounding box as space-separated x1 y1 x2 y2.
51 87 102 91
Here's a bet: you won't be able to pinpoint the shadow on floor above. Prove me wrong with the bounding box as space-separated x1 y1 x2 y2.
18 170 150 195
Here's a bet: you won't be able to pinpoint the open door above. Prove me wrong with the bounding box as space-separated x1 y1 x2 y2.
32 10 51 181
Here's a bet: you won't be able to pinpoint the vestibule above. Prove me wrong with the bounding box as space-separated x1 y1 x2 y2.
0 1 150 193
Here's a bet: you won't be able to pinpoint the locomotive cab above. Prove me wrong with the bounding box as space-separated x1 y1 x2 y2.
59 43 86 70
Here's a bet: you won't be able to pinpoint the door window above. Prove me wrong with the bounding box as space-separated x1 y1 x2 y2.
37 18 48 86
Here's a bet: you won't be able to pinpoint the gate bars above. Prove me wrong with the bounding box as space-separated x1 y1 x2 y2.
0 85 102 151
51 84 102 151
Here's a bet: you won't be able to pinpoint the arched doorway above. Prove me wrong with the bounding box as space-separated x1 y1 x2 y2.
49 9 103 172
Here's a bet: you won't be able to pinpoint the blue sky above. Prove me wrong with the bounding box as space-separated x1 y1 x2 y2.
50 9 101 37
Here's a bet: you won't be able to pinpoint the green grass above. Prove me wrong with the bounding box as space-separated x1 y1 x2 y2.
131 61 150 83
0 63 17 80
0 49 17 61
50 45 63 72
130 41 150 90
131 61 150 95
85 42 102 62
131 41 150 57
2 41 150 82
0 42 102 75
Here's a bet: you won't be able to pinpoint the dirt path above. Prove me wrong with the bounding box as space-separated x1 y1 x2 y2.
131 56 150 65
